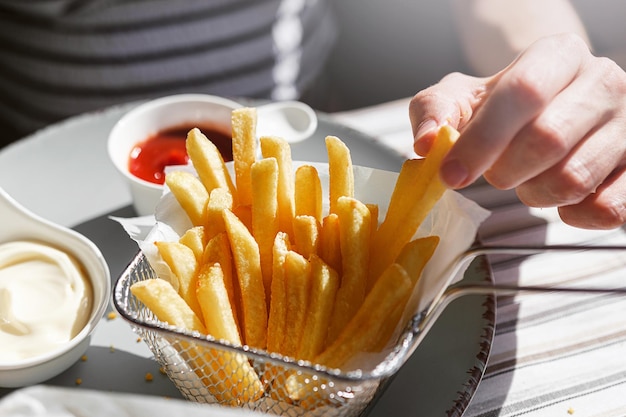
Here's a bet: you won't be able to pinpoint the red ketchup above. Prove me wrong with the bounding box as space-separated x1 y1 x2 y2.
128 124 233 184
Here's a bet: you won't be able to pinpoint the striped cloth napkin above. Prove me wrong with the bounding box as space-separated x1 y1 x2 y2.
331 98 626 417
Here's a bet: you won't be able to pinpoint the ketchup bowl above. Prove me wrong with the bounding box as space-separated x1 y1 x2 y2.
107 94 240 217
107 94 317 217
0 188 110 388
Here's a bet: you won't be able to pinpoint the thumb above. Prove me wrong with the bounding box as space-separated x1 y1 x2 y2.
409 73 486 156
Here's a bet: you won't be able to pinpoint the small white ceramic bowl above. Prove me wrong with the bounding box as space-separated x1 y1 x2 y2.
0 188 110 388
107 94 317 217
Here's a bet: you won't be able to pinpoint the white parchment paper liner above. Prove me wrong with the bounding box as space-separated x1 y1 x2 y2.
113 161 490 370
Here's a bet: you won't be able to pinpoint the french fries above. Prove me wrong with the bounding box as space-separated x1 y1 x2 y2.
204 188 233 240
222 208 267 349
178 226 206 261
260 136 295 237
369 125 458 284
165 171 209 226
250 157 279 301
154 241 202 319
231 108 257 206
294 165 322 222
130 108 456 410
326 135 354 214
186 128 236 199
282 250 311 358
326 196 371 344
266 232 291 354
130 278 263 405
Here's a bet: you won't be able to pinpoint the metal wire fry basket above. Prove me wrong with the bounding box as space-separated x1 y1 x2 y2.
113 251 443 417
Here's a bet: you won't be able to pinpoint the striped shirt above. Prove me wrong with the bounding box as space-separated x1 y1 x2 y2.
0 0 337 146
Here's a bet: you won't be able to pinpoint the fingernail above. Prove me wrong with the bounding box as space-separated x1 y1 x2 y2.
414 119 439 155
440 158 468 189
414 119 438 141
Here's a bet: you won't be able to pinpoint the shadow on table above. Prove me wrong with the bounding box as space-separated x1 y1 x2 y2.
0 346 183 400
72 204 139 285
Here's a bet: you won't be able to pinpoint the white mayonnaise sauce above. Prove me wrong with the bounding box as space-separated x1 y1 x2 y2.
0 241 93 361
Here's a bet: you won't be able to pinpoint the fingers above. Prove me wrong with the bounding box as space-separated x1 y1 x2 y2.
409 33 626 229
486 56 619 191
409 72 486 156
558 167 626 229
441 34 588 189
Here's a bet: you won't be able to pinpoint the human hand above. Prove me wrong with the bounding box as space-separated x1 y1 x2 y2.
409 33 626 229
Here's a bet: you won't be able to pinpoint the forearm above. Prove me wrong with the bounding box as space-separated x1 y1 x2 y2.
451 0 591 75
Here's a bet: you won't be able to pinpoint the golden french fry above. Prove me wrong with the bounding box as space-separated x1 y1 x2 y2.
165 170 209 226
202 232 239 330
260 136 294 237
315 263 411 369
222 208 267 349
196 262 241 344
131 278 206 332
366 203 379 241
196 263 265 404
326 196 371 344
286 263 411 405
233 204 252 233
155 241 202 320
199 346 265 405
325 136 354 215
374 236 440 350
318 213 342 275
370 125 458 284
204 187 233 240
250 157 279 300
295 165 322 223
178 226 206 261
297 254 339 361
131 278 264 405
292 215 320 258
263 232 292 401
186 127 236 199
231 107 257 207
282 250 311 358
266 232 291 354
395 235 440 286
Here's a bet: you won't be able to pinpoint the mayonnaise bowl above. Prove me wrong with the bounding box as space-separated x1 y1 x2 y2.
0 187 110 388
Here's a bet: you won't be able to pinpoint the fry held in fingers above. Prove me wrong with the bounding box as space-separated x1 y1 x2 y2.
370 125 458 284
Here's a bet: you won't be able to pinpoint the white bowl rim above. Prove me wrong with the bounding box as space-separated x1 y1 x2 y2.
107 93 243 190
0 188 111 371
